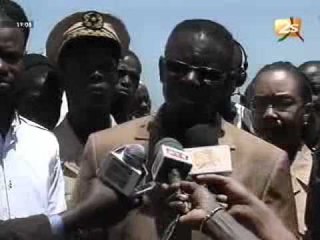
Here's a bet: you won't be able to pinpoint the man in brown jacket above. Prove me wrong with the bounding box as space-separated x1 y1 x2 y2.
76 19 298 239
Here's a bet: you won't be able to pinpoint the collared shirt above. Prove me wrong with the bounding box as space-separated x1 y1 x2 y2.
54 114 117 208
0 113 66 220
291 144 313 237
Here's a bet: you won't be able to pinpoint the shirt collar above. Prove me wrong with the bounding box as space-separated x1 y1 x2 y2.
291 144 313 188
11 112 21 131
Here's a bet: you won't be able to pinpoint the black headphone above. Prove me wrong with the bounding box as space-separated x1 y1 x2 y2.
233 40 248 87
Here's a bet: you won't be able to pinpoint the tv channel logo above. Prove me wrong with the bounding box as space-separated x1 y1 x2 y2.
274 17 304 42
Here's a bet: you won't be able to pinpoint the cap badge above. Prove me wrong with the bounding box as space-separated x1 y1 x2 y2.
82 11 104 30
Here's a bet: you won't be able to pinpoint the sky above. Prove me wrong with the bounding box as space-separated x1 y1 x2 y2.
16 0 320 109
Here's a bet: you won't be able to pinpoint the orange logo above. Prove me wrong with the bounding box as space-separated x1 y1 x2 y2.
274 17 304 42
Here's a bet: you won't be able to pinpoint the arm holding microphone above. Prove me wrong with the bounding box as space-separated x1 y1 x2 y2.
0 173 134 240
165 181 260 240
149 137 258 240
166 175 296 240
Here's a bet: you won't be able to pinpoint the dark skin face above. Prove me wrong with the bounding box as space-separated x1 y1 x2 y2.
252 70 306 152
160 31 233 126
116 53 141 99
0 25 24 102
132 84 151 117
60 38 119 115
18 66 62 129
300 64 320 99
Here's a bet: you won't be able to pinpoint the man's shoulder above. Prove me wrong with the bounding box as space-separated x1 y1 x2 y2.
222 120 288 166
20 116 49 131
86 116 152 158
93 115 152 141
224 120 284 151
19 117 57 142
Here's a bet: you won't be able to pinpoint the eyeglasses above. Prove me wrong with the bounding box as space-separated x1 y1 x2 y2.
251 97 298 113
161 56 229 86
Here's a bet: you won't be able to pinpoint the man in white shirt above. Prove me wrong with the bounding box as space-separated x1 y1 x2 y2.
0 1 66 220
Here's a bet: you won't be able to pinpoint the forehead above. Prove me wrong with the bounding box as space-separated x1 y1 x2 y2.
119 54 140 71
254 70 301 97
24 66 51 85
302 65 320 75
63 38 118 58
166 31 230 70
0 27 25 52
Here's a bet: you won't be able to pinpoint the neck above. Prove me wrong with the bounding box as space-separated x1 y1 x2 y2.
158 103 221 141
0 102 15 138
218 98 236 122
67 110 111 144
111 98 131 124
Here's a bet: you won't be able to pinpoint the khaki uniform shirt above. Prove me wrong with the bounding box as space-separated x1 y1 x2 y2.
291 145 313 238
54 115 116 208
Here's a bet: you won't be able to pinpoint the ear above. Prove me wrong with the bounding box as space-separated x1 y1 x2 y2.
159 56 165 83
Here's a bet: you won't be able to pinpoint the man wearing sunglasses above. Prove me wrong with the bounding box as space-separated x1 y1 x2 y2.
77 19 298 239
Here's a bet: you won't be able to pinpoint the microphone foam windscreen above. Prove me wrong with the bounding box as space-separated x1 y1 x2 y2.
123 144 146 169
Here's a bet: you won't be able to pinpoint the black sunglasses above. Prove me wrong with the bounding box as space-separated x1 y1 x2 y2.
161 56 229 85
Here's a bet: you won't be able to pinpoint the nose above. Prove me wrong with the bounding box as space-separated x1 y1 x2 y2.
262 105 279 121
183 70 201 86
120 75 131 88
141 101 148 108
0 58 9 77
90 70 104 83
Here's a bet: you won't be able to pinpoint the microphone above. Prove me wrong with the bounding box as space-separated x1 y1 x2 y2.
151 138 192 184
99 144 147 197
183 124 232 176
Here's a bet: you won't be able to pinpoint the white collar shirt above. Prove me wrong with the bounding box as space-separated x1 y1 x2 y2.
0 113 66 220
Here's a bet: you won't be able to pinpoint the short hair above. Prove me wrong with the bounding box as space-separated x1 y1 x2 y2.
23 53 54 71
165 19 234 62
0 0 30 45
252 61 312 104
299 61 320 72
125 50 142 74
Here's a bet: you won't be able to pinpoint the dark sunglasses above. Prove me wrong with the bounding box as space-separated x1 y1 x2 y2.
161 56 229 85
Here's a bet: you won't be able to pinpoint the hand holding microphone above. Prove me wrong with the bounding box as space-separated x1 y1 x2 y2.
193 174 296 240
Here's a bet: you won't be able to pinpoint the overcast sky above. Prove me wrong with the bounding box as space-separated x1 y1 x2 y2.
17 0 320 108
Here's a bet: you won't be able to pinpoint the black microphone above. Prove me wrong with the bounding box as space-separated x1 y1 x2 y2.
99 144 147 197
184 124 219 148
151 138 192 184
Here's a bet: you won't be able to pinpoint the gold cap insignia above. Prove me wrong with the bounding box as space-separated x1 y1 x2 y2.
82 11 104 30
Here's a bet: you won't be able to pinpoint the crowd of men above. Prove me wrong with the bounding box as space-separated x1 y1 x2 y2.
1 0 320 240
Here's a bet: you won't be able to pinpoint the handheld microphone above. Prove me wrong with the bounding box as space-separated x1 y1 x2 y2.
99 144 147 197
151 138 192 184
183 124 232 176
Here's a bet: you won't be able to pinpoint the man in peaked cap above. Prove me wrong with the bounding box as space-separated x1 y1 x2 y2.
46 10 130 208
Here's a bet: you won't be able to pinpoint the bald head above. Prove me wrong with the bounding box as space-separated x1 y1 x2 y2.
165 19 234 71
299 61 320 98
